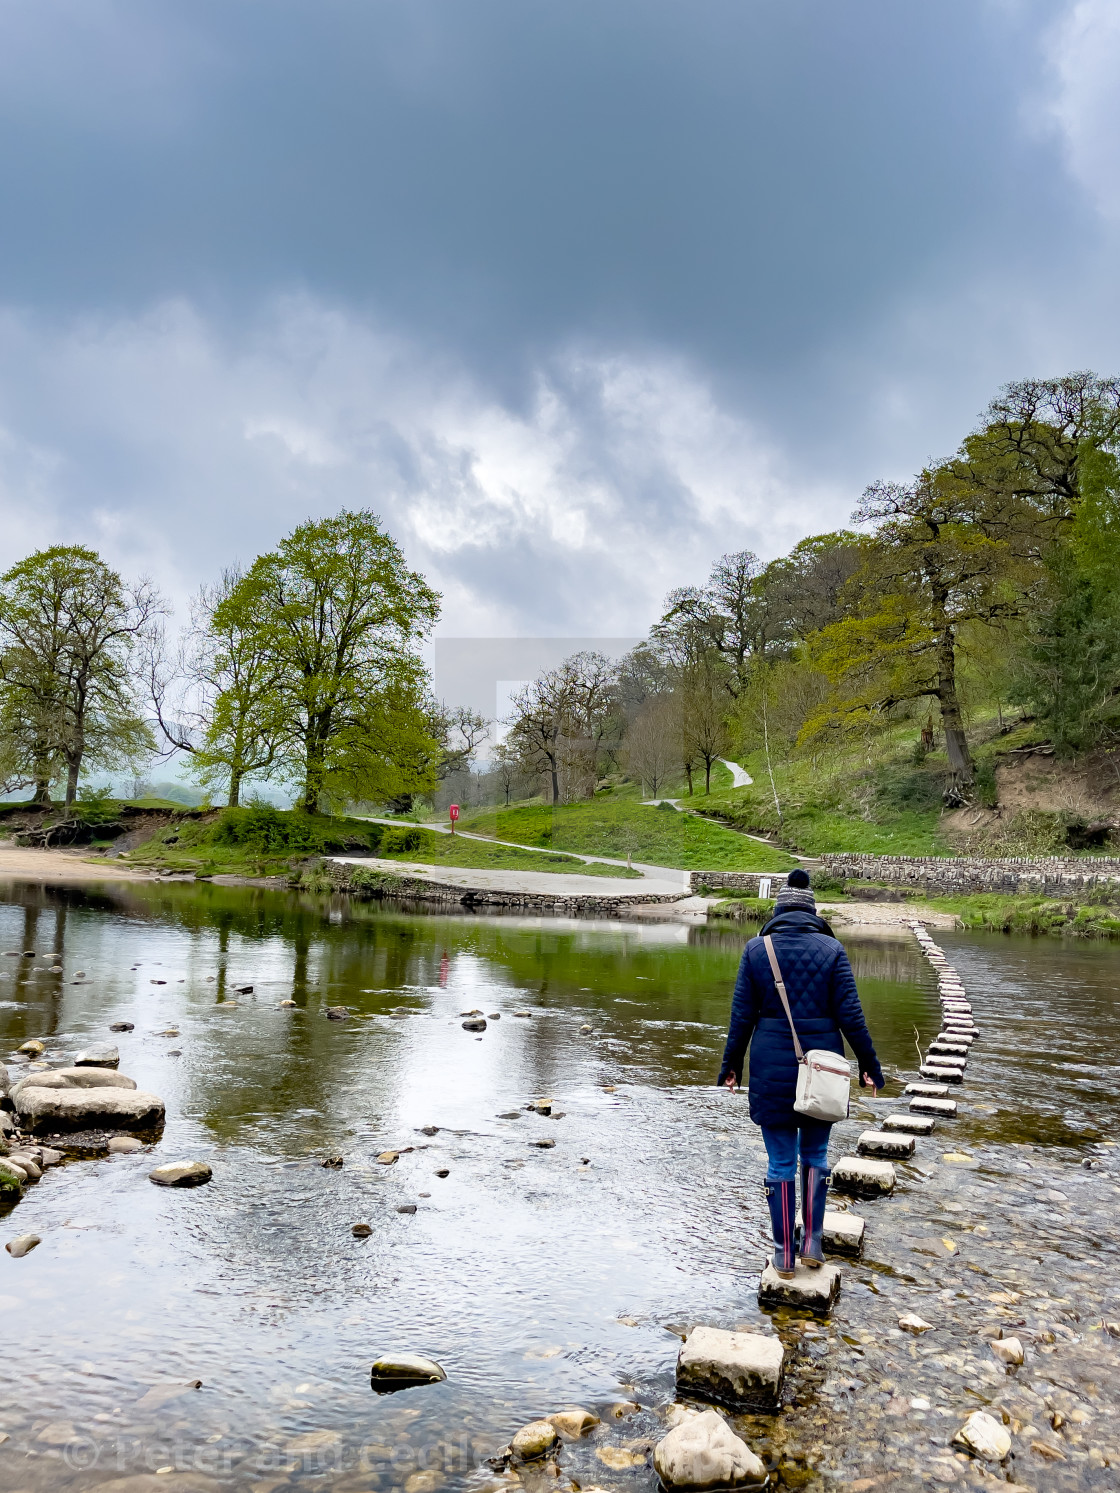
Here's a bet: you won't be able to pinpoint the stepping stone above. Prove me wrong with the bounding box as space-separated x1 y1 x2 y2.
758 1260 841 1313
905 1081 949 1096
795 1205 866 1258
675 1324 785 1411
857 1129 915 1160
926 1053 966 1069
934 1032 974 1046
928 1042 969 1057
909 1096 957 1116
832 1156 896 1197
822 1208 864 1257
920 1065 963 1084
883 1113 935 1136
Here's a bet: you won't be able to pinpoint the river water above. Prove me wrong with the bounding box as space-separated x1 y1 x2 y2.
1 882 1118 1492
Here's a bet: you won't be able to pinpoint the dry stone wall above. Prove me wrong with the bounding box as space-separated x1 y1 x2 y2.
820 852 1120 896
687 872 784 896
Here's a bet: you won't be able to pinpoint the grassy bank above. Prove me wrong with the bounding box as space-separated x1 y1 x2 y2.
460 799 797 872
927 892 1120 939
123 804 641 879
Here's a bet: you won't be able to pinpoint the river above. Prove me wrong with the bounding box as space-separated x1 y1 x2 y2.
0 881 1117 1491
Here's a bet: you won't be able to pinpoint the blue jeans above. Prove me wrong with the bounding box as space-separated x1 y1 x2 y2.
761 1118 832 1181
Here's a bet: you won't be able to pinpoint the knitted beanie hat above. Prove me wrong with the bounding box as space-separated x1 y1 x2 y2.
773 867 816 913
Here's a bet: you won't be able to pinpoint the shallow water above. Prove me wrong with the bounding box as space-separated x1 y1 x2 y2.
0 883 1118 1491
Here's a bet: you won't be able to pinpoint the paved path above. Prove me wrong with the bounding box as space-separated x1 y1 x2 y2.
718 757 753 787
331 855 687 898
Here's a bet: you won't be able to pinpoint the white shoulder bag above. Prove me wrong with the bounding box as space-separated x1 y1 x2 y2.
763 934 851 1122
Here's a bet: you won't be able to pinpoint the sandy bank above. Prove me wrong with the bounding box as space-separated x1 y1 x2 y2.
0 844 156 884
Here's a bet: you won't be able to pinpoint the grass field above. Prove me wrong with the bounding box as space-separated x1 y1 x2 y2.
460 799 797 871
124 806 642 879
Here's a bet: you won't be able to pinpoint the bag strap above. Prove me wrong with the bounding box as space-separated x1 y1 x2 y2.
763 934 806 1065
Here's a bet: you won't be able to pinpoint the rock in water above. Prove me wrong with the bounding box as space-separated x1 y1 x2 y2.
883 1114 935 1136
108 1136 145 1154
74 1044 119 1068
675 1325 785 1412
821 1208 865 1257
149 1161 212 1188
758 1260 841 1312
326 1006 350 1020
370 1354 446 1391
991 1337 1024 1365
953 1411 1011 1462
14 1067 136 1094
5 1233 40 1257
109 1022 135 1033
856 1129 915 1160
510 1420 559 1461
831 1156 897 1197
653 1408 767 1489
548 1409 600 1439
18 1040 45 1057
461 1018 487 1032
16 1085 164 1134
898 1313 934 1334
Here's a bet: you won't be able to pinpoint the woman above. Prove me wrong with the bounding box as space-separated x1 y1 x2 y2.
717 868 885 1278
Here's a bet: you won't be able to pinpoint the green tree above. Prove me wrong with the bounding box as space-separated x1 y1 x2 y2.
0 546 160 808
1011 442 1120 751
217 511 441 812
808 472 1027 789
150 567 287 807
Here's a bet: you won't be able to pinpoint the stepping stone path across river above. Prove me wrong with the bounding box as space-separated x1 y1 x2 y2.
740 917 978 1339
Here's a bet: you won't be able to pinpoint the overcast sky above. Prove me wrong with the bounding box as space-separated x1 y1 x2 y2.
0 0 1117 637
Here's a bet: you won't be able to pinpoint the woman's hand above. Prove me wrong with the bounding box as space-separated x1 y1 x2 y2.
723 1073 738 1091
862 1072 879 1097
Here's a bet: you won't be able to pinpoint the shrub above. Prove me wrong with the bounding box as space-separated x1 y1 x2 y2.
380 826 424 854
212 803 320 854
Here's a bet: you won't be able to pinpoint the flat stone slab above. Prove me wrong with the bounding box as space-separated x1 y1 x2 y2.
16 1085 165 1134
758 1260 841 1313
822 1208 864 1256
857 1129 915 1160
909 1096 958 1116
920 1065 963 1084
832 1155 896 1197
934 1032 974 1046
676 1324 785 1411
73 1044 119 1068
905 1081 949 1097
12 1067 136 1099
883 1114 935 1136
928 1042 969 1057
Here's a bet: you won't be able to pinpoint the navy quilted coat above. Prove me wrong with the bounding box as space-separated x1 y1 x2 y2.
717 909 885 1127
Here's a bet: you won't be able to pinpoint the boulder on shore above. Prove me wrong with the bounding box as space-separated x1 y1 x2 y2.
16 1084 163 1134
653 1409 767 1489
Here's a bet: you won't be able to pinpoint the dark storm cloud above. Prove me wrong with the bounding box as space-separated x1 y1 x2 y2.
0 0 1115 631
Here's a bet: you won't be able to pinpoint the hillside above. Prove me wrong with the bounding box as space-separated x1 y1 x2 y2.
459 798 797 871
